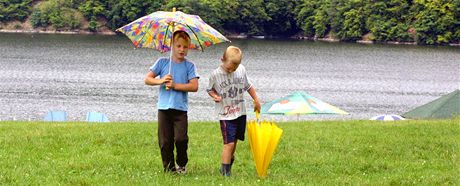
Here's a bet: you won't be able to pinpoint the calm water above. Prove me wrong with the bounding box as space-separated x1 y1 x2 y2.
0 33 458 121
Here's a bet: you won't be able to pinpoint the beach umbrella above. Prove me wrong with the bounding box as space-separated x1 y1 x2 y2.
247 112 283 177
116 8 230 74
261 91 348 116
370 114 405 121
403 89 460 119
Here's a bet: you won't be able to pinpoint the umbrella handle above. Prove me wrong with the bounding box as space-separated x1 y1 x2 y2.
166 14 175 91
165 73 171 90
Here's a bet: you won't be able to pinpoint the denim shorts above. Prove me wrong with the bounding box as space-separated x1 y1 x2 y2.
220 115 247 144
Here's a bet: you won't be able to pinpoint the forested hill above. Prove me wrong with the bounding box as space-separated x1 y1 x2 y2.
1 0 459 45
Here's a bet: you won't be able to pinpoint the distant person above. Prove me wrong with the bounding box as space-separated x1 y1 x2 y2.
207 46 261 176
144 30 199 174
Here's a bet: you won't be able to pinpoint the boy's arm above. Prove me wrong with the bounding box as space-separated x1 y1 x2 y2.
207 89 222 102
247 86 261 113
144 71 171 86
167 78 198 92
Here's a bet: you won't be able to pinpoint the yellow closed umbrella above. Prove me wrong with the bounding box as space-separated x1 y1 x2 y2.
247 112 283 177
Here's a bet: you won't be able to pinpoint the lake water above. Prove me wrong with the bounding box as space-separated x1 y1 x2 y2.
0 33 458 121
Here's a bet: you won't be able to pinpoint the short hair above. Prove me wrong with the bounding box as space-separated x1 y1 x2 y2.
223 46 242 64
173 30 191 44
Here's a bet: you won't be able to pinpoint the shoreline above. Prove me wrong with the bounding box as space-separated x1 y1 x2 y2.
0 29 116 35
1 29 459 46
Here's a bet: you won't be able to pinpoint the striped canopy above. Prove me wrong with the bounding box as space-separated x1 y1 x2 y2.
370 114 405 121
116 10 230 52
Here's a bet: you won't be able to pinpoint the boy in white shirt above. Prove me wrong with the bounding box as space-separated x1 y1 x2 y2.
207 46 261 176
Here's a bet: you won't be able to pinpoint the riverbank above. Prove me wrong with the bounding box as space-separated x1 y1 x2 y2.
0 29 116 35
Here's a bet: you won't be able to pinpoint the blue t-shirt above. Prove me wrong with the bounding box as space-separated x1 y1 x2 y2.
150 57 199 111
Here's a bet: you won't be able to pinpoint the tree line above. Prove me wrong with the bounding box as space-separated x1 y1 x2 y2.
1 0 459 45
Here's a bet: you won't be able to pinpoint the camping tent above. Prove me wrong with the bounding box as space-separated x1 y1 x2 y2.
403 89 460 119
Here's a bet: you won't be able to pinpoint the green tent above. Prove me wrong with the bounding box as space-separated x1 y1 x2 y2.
403 89 460 119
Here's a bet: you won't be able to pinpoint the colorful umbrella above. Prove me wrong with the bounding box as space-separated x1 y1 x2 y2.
261 91 348 115
247 112 283 177
116 9 230 53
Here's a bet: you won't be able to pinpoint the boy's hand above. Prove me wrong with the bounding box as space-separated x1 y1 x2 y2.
165 81 175 89
162 74 172 84
212 95 222 102
163 75 174 90
165 78 174 90
208 89 221 102
253 100 261 113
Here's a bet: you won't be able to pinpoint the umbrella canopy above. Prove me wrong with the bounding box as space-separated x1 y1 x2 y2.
116 10 230 52
261 91 348 115
370 114 405 121
247 113 283 177
403 89 460 119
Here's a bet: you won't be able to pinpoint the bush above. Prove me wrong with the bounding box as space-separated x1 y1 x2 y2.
30 10 45 28
0 0 32 22
29 0 81 30
89 17 98 32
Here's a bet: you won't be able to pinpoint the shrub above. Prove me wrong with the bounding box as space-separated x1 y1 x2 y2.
0 0 32 22
29 0 81 30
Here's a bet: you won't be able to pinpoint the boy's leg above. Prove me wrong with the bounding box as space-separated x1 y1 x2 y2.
220 120 237 164
220 119 239 176
221 142 235 164
158 110 175 172
231 115 246 169
173 109 189 168
230 141 237 167
221 142 234 176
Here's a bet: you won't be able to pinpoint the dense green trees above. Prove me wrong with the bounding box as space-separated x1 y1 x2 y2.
104 0 164 31
1 0 459 45
29 0 81 29
412 0 459 44
0 0 32 22
263 0 300 36
295 0 459 44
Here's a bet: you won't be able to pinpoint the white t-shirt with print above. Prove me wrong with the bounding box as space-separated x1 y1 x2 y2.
206 65 252 120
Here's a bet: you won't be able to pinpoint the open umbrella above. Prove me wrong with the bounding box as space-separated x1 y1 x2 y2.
261 91 348 116
247 112 283 177
116 8 230 73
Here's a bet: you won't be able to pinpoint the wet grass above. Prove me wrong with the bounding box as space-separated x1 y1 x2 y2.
0 119 458 185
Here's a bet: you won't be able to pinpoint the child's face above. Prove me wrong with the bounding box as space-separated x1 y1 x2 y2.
172 37 189 61
222 60 240 73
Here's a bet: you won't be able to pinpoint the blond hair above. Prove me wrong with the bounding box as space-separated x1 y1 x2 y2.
173 30 191 44
223 46 242 64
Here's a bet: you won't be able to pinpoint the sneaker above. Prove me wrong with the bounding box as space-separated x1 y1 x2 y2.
176 166 187 174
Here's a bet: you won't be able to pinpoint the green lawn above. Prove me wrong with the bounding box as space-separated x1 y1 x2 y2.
0 120 458 185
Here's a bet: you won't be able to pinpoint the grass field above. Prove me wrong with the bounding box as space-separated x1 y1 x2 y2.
0 119 458 185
